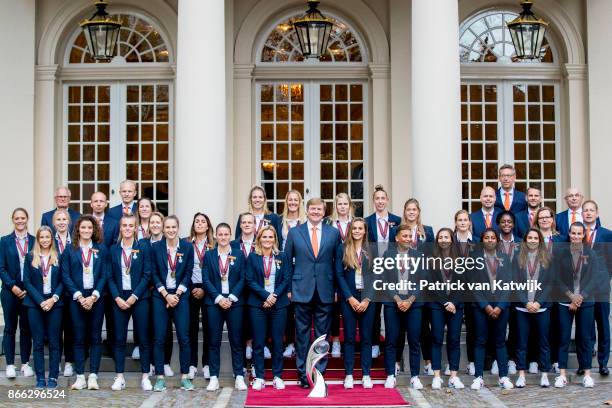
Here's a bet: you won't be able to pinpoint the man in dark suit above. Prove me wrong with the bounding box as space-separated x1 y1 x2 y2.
515 186 543 238
284 197 343 388
470 186 501 239
88 191 119 248
555 188 585 237
494 164 526 215
107 180 138 220
40 186 81 234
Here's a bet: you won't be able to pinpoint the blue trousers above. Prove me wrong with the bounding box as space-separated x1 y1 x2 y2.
430 305 464 371
208 304 244 377
558 304 594 370
473 305 509 378
112 291 150 373
60 295 74 363
250 305 287 378
464 303 476 362
189 293 209 368
70 292 105 375
384 304 422 377
515 308 550 371
27 303 62 380
153 293 190 375
341 295 375 375
294 293 332 377
147 295 173 368
420 307 432 361
592 301 610 368
1 288 32 365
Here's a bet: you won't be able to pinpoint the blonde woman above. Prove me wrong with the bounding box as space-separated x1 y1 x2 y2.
235 186 281 239
279 190 306 250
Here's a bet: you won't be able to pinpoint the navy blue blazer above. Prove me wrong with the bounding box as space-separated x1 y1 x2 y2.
336 249 375 301
108 240 151 300
380 247 425 307
235 213 281 240
0 232 35 290
100 216 119 248
245 251 290 308
555 210 601 237
284 222 343 304
365 213 402 243
151 239 194 298
494 188 527 214
230 238 255 259
470 208 502 240
202 247 246 306
515 210 535 239
107 202 138 221
511 255 553 308
590 227 612 278
61 243 108 299
425 262 465 308
472 251 512 310
41 208 81 235
23 253 64 308
556 246 605 304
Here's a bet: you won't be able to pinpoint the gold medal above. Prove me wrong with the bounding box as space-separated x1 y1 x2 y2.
356 267 362 275
43 276 49 284
124 267 131 276
84 267 91 274
265 279 271 286
222 275 228 281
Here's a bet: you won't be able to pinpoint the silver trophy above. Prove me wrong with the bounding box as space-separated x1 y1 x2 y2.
306 334 329 398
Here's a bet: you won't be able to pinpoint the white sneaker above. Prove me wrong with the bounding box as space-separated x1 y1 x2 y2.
21 363 34 377
444 364 451 376
554 375 567 388
467 362 475 376
264 346 272 360
71 374 87 390
235 375 247 391
362 375 373 389
528 362 539 374
583 376 594 388
372 345 380 359
252 378 265 391
471 377 484 390
273 376 285 390
540 373 550 388
332 341 341 358
141 377 153 391
202 365 210 379
508 360 517 375
490 360 499 375
148 364 155 377
64 362 74 377
552 362 560 374
87 373 99 390
111 376 125 391
132 346 140 360
384 375 396 388
432 376 443 390
246 346 253 360
344 374 354 389
449 376 465 389
515 375 526 388
5 365 16 379
283 343 295 358
188 366 197 380
164 364 174 377
423 363 434 376
411 376 424 390
207 376 220 391
499 376 514 389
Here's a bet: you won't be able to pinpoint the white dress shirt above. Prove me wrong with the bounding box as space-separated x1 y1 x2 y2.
191 240 206 284
263 255 277 293
41 254 52 295
121 242 132 291
73 242 100 300
165 245 178 290
15 235 28 281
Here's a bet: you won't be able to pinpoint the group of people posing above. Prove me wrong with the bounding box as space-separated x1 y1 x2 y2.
0 164 610 393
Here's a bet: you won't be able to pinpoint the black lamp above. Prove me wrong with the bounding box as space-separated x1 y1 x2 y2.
292 1 333 59
507 1 548 60
80 0 121 61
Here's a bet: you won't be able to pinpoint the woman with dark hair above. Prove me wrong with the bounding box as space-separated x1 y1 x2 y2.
61 215 108 390
136 197 156 240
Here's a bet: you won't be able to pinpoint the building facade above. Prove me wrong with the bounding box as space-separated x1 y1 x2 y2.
1 0 610 233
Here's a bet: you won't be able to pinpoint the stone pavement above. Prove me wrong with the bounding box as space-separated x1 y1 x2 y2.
0 381 610 407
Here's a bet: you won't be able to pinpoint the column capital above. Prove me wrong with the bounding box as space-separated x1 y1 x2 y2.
563 63 588 80
233 64 255 79
35 64 59 81
369 63 390 79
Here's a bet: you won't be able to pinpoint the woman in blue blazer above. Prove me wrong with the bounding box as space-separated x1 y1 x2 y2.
108 215 153 391
235 186 281 239
511 228 553 388
427 228 465 389
0 208 34 379
382 224 425 390
554 222 604 389
534 207 568 249
23 226 63 388
61 215 108 390
202 223 247 392
150 215 194 392
336 218 376 389
470 229 514 390
246 225 291 391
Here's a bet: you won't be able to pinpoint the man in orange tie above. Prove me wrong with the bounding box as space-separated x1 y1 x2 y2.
515 186 543 238
107 180 138 221
283 197 343 389
494 164 527 216
554 187 585 237
470 186 502 239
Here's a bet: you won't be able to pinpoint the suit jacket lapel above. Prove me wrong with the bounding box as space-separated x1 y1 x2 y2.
299 224 315 258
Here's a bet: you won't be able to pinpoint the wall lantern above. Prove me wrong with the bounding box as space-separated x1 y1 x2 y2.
80 0 122 61
507 1 548 60
292 1 333 59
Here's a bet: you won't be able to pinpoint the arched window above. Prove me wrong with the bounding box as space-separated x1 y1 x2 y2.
63 12 173 214
260 15 364 63
459 10 559 212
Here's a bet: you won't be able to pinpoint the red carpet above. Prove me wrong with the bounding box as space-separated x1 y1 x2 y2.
244 384 409 407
